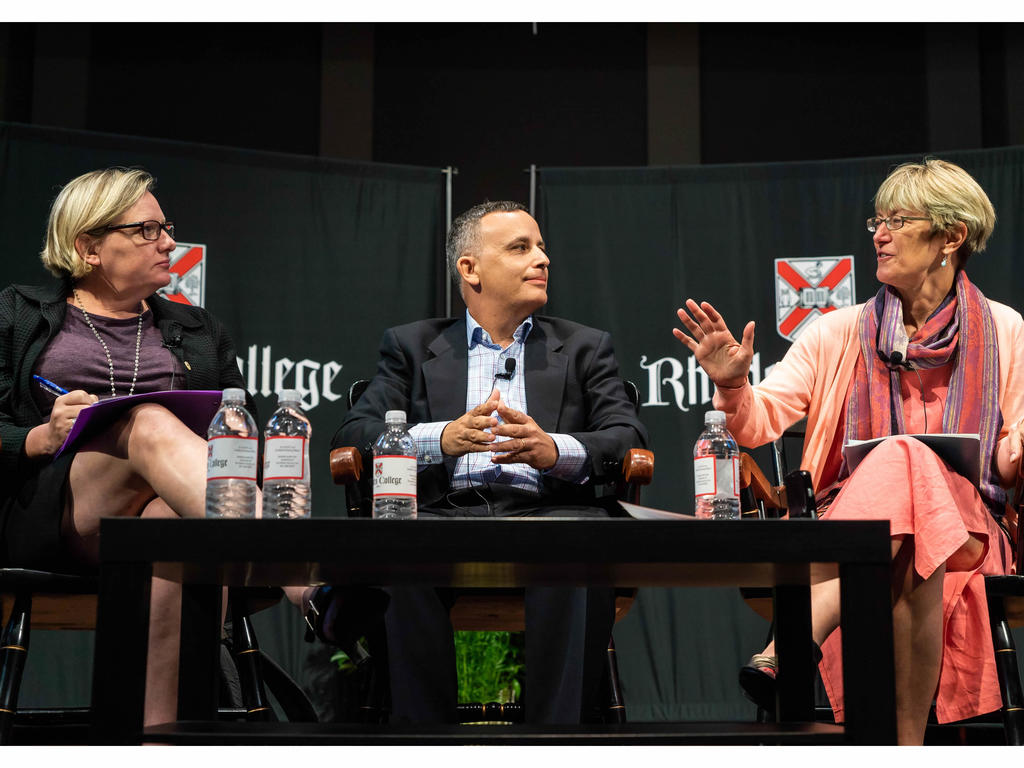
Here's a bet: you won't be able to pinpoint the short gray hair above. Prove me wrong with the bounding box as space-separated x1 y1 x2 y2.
446 200 528 284
874 157 995 265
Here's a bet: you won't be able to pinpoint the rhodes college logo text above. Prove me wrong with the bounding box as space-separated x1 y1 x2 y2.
774 256 855 341
157 243 206 307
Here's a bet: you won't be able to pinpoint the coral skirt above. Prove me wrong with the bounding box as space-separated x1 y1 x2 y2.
817 434 1013 724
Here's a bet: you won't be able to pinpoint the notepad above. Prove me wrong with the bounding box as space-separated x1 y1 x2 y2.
54 390 224 459
618 501 696 521
842 433 981 485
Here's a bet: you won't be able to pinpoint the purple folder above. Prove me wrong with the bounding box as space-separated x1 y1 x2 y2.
54 390 224 459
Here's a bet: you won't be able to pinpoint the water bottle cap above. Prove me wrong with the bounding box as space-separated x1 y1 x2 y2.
277 389 302 405
385 410 406 424
704 409 726 425
221 387 246 403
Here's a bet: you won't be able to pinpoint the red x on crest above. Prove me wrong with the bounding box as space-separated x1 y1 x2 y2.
775 256 855 341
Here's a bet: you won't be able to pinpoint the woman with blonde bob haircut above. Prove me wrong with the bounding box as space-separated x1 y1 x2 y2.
0 167 250 726
674 157 1024 743
41 168 157 280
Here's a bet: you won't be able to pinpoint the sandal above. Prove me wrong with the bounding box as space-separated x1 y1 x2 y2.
738 643 822 714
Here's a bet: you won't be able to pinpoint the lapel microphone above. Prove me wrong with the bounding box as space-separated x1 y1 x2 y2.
878 348 912 370
878 349 927 432
494 358 516 380
875 322 912 370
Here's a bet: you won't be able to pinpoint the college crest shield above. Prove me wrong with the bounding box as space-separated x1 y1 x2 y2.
158 243 207 308
774 256 855 341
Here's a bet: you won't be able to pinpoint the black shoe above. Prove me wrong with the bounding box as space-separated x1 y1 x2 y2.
738 643 823 715
739 653 778 713
303 586 389 663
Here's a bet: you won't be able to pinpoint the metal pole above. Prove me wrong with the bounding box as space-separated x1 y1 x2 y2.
528 163 537 218
443 166 456 317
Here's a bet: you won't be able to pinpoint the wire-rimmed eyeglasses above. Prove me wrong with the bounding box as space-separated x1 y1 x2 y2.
91 220 175 241
865 215 929 233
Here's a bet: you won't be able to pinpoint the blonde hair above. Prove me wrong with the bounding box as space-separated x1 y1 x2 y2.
873 158 995 265
39 168 155 279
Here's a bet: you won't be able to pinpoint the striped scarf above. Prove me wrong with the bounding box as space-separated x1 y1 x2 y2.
844 269 1005 514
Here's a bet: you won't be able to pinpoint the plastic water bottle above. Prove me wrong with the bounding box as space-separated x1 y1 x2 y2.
206 388 259 518
372 410 417 519
693 409 741 519
262 389 312 519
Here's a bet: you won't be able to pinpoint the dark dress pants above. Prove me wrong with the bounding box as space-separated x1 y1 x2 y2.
383 489 617 724
384 584 615 724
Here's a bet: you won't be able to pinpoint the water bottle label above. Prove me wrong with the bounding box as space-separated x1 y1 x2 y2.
264 436 308 480
207 436 259 481
693 455 739 498
373 455 417 498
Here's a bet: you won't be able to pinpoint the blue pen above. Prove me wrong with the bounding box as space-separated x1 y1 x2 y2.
32 375 69 397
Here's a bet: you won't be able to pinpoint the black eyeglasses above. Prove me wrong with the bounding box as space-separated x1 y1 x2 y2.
865 215 929 233
91 220 175 241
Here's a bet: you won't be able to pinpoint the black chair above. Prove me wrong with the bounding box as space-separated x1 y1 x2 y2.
328 378 654 724
0 570 317 744
980 463 1024 745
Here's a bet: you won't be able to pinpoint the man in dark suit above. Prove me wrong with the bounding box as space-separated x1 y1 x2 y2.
333 200 648 724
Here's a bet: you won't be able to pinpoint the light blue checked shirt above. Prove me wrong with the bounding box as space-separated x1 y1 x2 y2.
407 311 590 493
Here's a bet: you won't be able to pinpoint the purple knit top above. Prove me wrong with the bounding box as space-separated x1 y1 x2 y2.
31 304 186 417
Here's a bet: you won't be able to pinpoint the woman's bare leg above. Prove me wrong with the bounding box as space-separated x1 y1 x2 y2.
284 586 315 611
63 404 208 560
760 577 841 657
890 540 944 745
60 404 210 726
759 535 962 745
139 499 183 726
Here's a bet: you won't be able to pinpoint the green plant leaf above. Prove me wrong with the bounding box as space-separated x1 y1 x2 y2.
454 631 525 704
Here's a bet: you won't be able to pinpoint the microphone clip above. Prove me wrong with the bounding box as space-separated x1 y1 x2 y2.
494 358 516 381
878 348 913 371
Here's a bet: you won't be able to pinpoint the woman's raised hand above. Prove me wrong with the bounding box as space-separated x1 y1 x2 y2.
672 299 755 388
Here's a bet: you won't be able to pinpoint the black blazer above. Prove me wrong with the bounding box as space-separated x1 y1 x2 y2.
334 315 648 508
0 279 248 493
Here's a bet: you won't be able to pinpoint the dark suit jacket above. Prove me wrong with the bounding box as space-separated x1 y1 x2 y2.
0 279 249 495
334 314 648 509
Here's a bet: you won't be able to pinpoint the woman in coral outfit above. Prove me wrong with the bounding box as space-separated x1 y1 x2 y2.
673 158 1024 745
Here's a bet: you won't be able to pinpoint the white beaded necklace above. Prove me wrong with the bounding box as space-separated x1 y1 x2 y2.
73 288 144 398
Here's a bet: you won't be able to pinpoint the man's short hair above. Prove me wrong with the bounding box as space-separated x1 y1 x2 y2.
446 200 529 285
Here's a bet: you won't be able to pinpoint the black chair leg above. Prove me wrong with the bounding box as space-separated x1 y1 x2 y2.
257 650 318 722
229 590 273 722
987 594 1024 745
605 636 626 723
361 622 390 723
0 592 32 745
753 618 775 724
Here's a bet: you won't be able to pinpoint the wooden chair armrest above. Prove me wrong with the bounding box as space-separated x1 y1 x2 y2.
330 446 654 490
622 448 654 485
739 452 786 511
329 446 363 485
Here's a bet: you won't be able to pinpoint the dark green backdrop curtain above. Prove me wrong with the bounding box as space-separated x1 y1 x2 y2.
0 122 445 715
5 127 1024 723
538 147 1024 720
